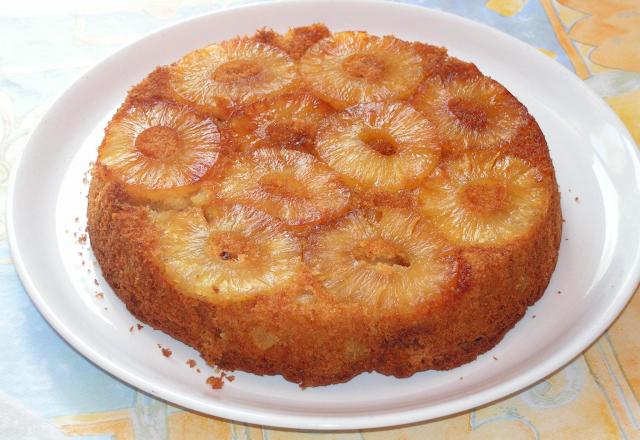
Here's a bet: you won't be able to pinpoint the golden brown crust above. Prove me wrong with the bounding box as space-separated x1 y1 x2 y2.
87 25 562 387
127 66 174 104
255 23 331 60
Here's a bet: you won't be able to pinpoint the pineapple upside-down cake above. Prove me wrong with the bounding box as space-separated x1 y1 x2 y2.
88 24 562 387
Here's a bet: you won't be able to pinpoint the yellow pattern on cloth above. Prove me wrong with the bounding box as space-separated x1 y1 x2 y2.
607 89 640 146
548 0 640 76
538 48 559 59
560 0 640 72
485 0 528 17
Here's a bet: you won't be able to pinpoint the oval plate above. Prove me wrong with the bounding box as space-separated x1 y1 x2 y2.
7 0 640 430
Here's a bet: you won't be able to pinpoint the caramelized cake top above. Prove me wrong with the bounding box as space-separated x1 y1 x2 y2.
95 24 555 311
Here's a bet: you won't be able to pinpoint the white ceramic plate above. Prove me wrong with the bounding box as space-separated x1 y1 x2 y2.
8 0 640 430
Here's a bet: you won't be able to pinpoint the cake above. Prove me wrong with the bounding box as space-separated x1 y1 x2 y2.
87 24 562 387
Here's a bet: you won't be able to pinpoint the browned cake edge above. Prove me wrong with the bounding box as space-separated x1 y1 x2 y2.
88 173 560 386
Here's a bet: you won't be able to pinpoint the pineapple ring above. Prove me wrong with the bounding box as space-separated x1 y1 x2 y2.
99 101 221 190
315 102 440 191
304 209 455 308
152 206 302 300
412 76 527 149
229 93 334 153
170 38 297 116
300 31 424 108
215 148 350 227
418 151 550 246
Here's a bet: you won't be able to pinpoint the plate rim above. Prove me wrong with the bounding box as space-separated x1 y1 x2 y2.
7 0 640 430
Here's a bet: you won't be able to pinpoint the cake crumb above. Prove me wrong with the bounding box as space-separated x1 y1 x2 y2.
459 376 463 380
78 234 87 244
161 347 173 358
207 375 225 389
129 325 134 332
206 371 233 389
137 324 144 330
94 279 99 286
196 368 201 373
492 356 498 360
574 196 579 203
95 292 104 299
103 307 108 311
186 359 197 368
557 290 562 294
75 217 79 223
532 315 537 319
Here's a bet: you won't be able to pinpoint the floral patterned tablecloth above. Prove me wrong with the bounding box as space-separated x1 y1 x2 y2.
1 1 639 438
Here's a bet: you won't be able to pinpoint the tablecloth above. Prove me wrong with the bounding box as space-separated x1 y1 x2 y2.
1 0 640 438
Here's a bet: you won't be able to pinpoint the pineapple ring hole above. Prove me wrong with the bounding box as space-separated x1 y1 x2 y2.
219 251 238 261
135 126 181 159
206 232 253 263
259 173 308 199
213 59 263 84
447 97 488 131
342 53 387 81
359 128 398 156
352 238 411 268
461 179 510 214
